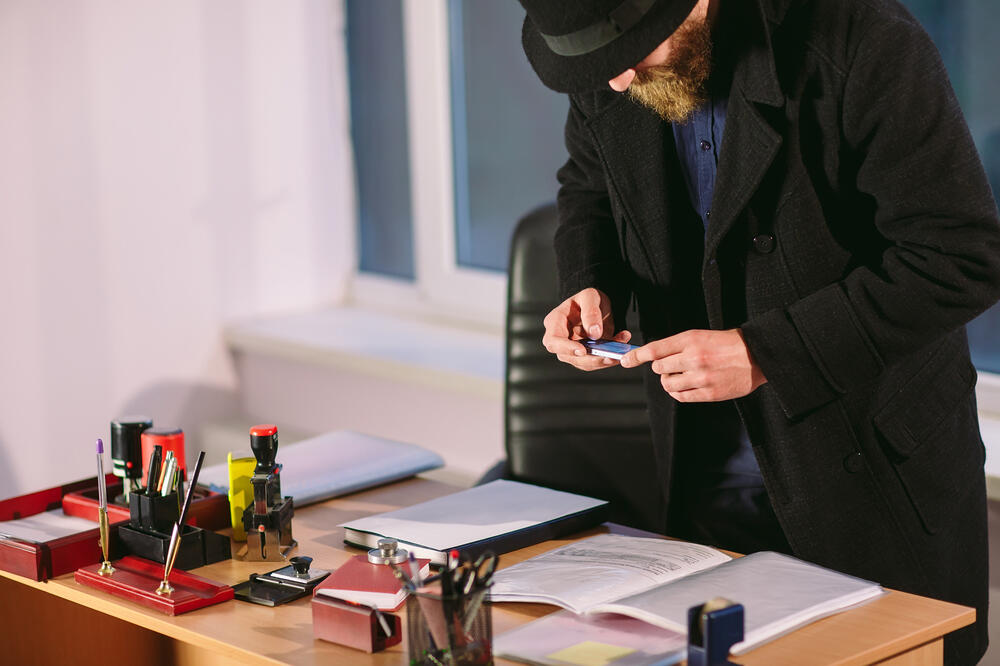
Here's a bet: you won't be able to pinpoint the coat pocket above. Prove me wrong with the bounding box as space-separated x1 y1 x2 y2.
872 338 980 534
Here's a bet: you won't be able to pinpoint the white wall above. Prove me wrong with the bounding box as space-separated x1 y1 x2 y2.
0 0 355 498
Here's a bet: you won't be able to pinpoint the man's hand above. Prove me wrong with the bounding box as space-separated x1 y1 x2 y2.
620 329 767 401
542 288 632 371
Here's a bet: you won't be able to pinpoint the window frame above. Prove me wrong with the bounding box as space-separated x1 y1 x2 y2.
349 0 506 328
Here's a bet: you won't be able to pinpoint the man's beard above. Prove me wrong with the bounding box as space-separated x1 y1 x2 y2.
627 15 713 123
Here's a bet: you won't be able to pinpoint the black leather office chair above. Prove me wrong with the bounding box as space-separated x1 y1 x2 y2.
485 203 664 532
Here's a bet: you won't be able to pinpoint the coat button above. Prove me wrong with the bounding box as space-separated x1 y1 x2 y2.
753 234 775 253
843 452 863 473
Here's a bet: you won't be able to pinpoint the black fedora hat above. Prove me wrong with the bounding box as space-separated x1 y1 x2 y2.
520 0 699 93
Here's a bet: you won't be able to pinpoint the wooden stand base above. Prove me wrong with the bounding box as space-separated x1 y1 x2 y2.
75 556 233 615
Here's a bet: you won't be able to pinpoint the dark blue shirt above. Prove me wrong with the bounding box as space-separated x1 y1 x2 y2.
672 97 763 485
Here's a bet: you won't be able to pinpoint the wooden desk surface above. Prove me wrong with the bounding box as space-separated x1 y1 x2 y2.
0 476 974 665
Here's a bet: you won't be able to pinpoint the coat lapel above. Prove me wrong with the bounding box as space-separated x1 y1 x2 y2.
703 0 785 266
586 96 674 285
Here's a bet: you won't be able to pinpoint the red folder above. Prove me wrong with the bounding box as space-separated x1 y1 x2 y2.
0 476 128 581
312 553 431 611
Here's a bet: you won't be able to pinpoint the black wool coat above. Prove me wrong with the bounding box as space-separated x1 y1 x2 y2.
553 0 1000 662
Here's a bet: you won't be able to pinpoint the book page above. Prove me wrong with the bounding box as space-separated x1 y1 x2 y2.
593 551 884 652
490 534 731 614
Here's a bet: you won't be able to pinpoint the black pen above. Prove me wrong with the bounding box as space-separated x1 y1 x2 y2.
156 451 205 596
145 445 162 495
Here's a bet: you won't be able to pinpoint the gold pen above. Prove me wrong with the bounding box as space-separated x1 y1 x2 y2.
156 451 205 596
96 438 114 576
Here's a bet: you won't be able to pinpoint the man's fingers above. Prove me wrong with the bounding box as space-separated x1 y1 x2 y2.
543 333 587 357
556 353 617 371
650 354 684 375
660 371 706 393
576 288 608 340
621 336 683 368
668 388 722 403
612 329 632 344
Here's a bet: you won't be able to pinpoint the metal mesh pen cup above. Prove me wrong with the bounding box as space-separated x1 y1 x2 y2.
406 589 492 665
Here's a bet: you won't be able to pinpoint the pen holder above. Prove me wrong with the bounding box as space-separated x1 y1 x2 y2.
406 590 492 666
119 491 231 569
117 522 231 570
129 491 180 533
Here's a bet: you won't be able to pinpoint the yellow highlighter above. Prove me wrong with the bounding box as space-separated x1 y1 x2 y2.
227 452 256 541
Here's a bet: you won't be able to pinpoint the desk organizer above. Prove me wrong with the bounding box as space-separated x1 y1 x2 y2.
0 476 127 581
407 590 493 665
116 491 230 570
75 555 234 615
62 481 230 530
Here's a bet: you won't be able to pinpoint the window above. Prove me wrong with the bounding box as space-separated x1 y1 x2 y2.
448 0 568 271
346 0 414 280
344 0 1000 381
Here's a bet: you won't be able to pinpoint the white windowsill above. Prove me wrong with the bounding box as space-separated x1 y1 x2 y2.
224 305 505 400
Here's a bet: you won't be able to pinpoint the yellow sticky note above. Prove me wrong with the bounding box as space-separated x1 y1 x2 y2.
546 641 636 666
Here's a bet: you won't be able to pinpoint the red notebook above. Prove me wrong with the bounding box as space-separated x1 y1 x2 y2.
313 553 430 611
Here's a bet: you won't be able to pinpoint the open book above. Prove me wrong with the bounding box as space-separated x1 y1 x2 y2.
490 534 884 655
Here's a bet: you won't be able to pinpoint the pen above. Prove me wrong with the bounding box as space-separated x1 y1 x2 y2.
373 608 393 638
159 456 176 497
145 445 162 495
442 549 460 651
390 562 416 592
156 451 204 596
408 551 421 588
157 451 174 493
96 438 114 576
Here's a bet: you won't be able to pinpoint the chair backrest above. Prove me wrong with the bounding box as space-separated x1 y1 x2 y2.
505 204 664 532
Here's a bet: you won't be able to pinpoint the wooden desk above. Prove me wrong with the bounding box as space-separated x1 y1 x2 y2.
0 477 973 666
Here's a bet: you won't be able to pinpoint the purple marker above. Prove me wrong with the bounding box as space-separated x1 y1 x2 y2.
96 438 114 575
96 439 107 510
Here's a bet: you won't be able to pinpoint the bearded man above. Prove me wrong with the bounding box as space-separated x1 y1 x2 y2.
518 0 1000 662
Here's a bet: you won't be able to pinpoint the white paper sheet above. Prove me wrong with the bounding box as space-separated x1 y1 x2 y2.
0 509 97 543
598 551 884 653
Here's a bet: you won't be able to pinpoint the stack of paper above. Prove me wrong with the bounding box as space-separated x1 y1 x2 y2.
340 480 608 565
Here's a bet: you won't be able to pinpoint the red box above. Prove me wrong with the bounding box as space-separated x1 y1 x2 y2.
0 476 128 581
312 595 402 653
